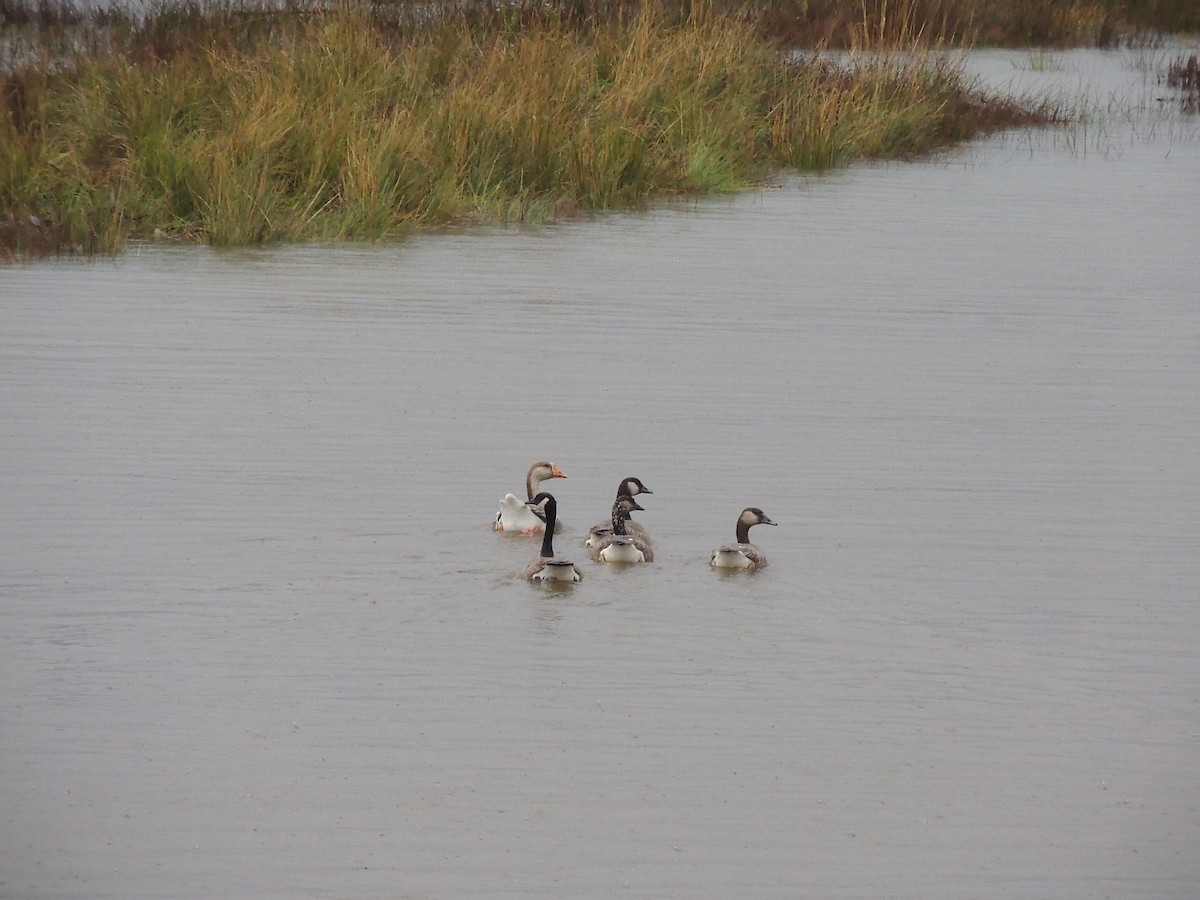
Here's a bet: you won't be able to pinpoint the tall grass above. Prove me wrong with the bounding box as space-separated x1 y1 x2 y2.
1 1 1055 258
719 0 1199 47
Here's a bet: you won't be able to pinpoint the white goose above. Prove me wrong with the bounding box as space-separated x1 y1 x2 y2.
494 461 567 535
590 496 654 564
523 493 583 582
584 476 653 549
710 507 777 569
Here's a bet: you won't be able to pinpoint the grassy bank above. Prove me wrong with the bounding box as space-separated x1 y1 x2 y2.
754 0 1200 48
1 2 1057 259
6 0 1199 48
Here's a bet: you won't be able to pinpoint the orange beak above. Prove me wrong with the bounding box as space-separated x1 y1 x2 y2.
552 466 567 478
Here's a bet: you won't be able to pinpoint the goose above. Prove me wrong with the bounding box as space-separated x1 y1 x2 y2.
494 461 567 534
523 493 583 582
584 476 653 549
710 507 777 569
590 496 654 564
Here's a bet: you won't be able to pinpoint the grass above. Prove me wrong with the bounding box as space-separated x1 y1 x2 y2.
751 0 1200 48
1 1 1063 259
1165 51 1199 112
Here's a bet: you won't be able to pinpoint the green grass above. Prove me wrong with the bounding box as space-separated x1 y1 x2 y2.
1 1 1059 259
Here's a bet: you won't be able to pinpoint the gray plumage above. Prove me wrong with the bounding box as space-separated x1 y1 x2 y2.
585 476 653 549
523 492 583 582
591 496 654 563
710 507 777 569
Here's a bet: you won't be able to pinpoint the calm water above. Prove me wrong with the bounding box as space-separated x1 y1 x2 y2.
3 48 1199 899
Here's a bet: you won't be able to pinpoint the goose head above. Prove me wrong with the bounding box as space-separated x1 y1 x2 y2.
735 507 777 544
611 495 645 535
617 477 652 498
527 461 567 498
615 496 645 515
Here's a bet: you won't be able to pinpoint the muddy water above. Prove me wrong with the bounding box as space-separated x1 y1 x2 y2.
3 48 1199 899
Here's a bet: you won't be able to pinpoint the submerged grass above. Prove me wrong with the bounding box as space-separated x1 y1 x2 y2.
1 2 1057 259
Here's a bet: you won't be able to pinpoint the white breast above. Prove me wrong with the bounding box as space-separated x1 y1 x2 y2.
598 540 646 564
710 548 754 569
533 561 582 582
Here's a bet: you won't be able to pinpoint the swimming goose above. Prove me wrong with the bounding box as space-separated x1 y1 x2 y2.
494 461 567 534
590 496 654 564
584 476 653 549
523 493 583 582
710 507 777 569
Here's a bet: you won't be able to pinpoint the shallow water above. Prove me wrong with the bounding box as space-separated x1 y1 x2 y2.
3 48 1199 899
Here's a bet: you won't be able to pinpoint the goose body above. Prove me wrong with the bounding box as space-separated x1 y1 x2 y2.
495 461 566 534
495 494 550 536
595 537 650 563
710 507 777 570
524 493 583 582
585 477 653 549
590 496 654 564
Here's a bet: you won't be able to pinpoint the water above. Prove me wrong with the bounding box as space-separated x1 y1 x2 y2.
3 48 1198 899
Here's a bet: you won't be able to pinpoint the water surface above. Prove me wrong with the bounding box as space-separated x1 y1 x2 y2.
3 47 1199 899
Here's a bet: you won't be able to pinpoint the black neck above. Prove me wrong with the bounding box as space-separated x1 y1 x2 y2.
539 502 557 557
736 520 752 543
611 499 629 536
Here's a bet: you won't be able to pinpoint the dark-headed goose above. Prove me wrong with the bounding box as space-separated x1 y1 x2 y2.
495 461 566 534
523 493 583 582
584 476 653 549
590 496 654 563
710 507 777 569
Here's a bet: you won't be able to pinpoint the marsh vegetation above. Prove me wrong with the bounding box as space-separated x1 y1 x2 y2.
1165 51 1199 111
5 0 1192 259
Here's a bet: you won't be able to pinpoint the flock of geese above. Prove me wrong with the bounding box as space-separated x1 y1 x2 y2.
494 461 777 582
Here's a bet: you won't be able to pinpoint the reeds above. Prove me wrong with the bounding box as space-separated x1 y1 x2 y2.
1 1 1058 258
1165 52 1199 113
753 0 1200 48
